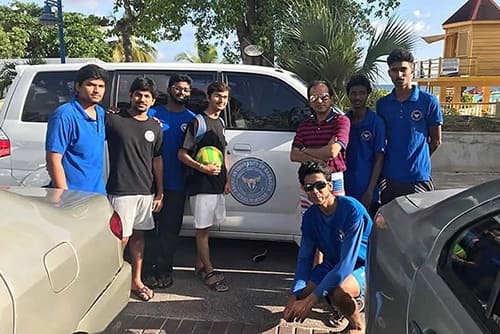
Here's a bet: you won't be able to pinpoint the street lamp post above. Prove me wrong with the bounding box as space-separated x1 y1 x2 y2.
39 0 66 64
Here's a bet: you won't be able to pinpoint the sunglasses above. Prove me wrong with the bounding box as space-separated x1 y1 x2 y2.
309 93 331 103
171 86 191 93
303 180 329 192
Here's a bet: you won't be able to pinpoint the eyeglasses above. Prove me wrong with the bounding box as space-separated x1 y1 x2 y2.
303 180 329 192
171 86 191 93
309 93 331 103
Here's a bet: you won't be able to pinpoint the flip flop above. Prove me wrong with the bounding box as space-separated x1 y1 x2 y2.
143 275 159 289
157 273 173 289
203 271 229 292
131 286 154 301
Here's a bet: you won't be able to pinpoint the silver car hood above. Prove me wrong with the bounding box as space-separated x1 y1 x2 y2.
378 178 500 266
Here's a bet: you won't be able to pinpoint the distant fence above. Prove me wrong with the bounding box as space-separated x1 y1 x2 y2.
442 102 497 117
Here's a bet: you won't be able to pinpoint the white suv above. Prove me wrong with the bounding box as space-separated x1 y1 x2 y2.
0 63 309 243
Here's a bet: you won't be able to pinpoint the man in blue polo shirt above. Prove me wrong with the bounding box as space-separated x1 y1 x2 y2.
283 161 372 333
143 74 195 289
45 64 108 194
376 49 443 205
345 74 385 216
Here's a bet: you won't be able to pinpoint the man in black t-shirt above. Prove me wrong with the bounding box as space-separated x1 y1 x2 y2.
106 77 163 302
178 81 230 292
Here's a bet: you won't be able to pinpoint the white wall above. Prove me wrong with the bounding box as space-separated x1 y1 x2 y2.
432 132 500 172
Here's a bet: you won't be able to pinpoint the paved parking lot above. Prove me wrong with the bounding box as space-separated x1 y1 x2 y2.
105 172 500 334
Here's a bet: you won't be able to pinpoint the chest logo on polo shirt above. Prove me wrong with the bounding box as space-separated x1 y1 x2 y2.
361 130 372 141
144 130 155 142
180 123 188 132
339 230 345 242
410 109 423 121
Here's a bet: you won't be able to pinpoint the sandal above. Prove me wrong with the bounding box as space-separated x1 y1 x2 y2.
194 266 206 279
131 285 154 301
157 273 173 289
143 275 159 289
203 271 229 292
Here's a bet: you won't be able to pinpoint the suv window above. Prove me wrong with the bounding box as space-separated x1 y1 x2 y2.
21 71 111 123
225 73 307 131
439 214 500 331
115 72 216 114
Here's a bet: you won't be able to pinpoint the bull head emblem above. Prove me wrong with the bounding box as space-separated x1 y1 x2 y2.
242 176 261 190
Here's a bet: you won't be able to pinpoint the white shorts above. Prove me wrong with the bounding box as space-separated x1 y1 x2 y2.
108 194 155 237
190 194 226 229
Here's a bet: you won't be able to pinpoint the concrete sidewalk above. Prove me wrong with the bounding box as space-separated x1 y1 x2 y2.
105 172 500 334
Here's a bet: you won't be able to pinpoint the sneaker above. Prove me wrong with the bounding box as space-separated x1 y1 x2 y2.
328 306 349 332
355 295 365 313
327 295 365 332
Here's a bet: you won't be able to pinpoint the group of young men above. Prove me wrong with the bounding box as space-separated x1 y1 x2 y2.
285 48 443 333
45 65 231 301
44 47 443 333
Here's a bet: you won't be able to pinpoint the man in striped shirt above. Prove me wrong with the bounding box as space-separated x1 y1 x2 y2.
290 80 350 213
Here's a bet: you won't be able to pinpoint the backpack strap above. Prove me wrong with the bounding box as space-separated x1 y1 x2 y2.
195 114 207 143
195 113 225 143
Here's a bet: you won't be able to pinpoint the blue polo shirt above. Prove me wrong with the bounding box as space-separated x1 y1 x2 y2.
45 97 106 194
291 196 372 299
345 110 386 202
376 85 443 182
148 105 195 190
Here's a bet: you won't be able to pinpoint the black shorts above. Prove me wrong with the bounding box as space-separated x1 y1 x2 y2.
380 179 434 205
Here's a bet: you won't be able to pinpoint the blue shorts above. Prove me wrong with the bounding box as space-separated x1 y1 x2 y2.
309 261 366 296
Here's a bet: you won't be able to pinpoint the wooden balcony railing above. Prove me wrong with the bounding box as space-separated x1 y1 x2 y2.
441 102 497 117
415 57 500 78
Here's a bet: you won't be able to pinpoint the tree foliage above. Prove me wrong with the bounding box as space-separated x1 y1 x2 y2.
0 1 112 61
188 0 401 65
175 42 220 63
277 0 417 108
110 36 157 62
111 0 189 62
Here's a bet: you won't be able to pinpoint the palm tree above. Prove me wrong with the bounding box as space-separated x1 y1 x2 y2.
175 42 219 63
109 37 157 62
278 0 418 107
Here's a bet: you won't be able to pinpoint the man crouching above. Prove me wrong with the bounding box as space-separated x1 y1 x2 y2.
283 161 372 333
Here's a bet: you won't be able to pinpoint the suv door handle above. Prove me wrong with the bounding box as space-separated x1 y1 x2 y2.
232 144 251 152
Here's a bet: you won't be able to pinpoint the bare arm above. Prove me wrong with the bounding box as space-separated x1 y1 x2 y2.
361 152 384 209
290 138 342 162
177 148 220 176
45 151 67 189
428 125 442 155
151 156 163 212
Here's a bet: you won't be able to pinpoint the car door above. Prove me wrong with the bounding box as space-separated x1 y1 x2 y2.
112 70 217 230
407 198 500 334
220 71 308 240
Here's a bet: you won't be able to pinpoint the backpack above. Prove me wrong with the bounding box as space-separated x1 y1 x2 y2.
194 113 225 143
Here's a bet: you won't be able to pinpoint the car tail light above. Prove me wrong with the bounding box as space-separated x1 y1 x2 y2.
0 129 10 158
109 211 123 240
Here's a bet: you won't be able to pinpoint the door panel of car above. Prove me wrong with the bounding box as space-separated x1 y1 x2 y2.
408 198 500 334
220 72 308 238
113 71 217 230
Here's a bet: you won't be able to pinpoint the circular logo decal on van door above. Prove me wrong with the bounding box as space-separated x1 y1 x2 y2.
229 158 276 206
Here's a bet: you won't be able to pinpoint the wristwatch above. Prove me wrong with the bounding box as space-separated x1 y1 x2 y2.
300 146 307 152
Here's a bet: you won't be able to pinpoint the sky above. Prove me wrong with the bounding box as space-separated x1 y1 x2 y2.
2 0 497 83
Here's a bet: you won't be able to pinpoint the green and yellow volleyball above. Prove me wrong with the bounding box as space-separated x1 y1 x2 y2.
195 146 223 167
